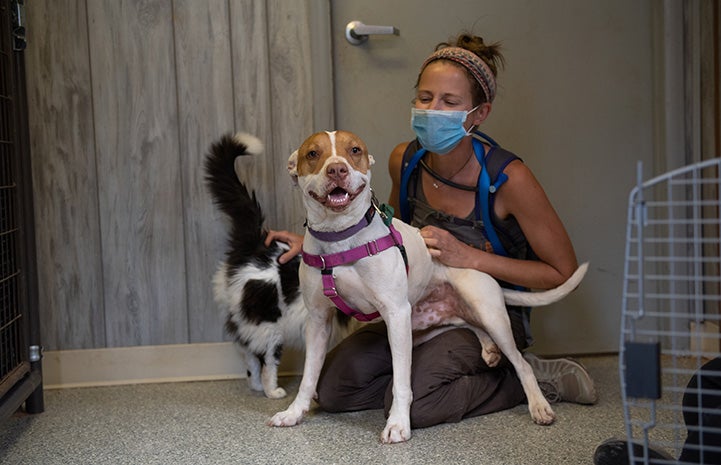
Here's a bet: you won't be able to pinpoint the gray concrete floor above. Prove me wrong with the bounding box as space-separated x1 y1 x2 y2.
1 355 625 465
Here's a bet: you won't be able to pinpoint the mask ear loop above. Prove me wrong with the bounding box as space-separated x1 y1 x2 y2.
463 105 481 135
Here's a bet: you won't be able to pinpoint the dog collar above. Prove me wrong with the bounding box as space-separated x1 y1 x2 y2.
306 206 376 242
302 223 407 322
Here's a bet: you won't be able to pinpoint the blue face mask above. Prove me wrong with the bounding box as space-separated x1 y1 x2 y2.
410 106 479 154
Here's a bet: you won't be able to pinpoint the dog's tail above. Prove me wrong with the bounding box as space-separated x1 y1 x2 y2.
204 133 267 253
502 262 589 307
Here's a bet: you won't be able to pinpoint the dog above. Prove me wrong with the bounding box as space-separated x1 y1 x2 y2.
267 130 589 443
204 133 362 399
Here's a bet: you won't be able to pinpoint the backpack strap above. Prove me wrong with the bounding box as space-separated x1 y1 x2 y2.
473 137 508 257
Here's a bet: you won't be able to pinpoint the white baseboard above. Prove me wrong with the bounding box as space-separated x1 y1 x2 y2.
42 342 305 389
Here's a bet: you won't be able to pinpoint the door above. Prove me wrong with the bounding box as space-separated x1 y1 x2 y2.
330 0 656 355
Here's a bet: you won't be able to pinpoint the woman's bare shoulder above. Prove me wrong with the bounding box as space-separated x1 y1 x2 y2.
388 141 411 183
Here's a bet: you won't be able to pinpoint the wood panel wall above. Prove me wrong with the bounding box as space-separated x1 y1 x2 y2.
24 0 333 350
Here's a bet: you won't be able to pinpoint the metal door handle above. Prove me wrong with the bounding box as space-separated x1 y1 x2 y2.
345 21 399 45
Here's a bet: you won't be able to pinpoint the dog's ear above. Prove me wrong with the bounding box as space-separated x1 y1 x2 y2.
368 154 375 166
287 150 299 186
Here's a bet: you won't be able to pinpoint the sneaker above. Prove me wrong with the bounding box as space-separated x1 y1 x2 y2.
523 352 598 404
593 438 675 465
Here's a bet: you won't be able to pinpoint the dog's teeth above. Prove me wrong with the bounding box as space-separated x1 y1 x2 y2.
327 191 350 207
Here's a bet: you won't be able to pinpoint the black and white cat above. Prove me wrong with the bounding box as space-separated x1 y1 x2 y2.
204 133 359 398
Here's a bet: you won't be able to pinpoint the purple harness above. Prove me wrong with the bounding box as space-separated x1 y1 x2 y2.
301 206 407 322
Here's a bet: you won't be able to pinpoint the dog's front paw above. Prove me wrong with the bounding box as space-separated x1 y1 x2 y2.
265 387 287 399
380 419 411 444
267 407 304 427
528 398 556 426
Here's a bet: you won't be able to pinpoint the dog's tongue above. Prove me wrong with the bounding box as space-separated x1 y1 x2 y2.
327 188 350 208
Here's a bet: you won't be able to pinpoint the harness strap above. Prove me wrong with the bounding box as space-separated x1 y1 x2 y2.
302 224 406 322
302 224 404 269
320 270 379 322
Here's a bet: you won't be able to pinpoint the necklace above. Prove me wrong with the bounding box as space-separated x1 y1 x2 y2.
421 151 477 191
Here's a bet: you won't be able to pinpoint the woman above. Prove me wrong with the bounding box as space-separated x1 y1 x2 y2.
268 32 596 428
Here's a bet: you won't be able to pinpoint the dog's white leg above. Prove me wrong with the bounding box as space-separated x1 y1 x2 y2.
506 347 555 425
380 303 414 444
480 314 555 424
449 269 555 425
268 306 333 427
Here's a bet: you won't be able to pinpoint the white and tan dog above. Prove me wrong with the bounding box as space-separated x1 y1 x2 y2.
268 130 588 443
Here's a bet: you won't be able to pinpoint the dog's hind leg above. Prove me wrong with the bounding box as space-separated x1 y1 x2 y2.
448 268 555 425
502 342 554 425
467 326 502 368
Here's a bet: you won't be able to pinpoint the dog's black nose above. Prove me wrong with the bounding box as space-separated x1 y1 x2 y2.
326 163 348 181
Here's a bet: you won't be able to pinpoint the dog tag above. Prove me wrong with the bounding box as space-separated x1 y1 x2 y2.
379 204 394 226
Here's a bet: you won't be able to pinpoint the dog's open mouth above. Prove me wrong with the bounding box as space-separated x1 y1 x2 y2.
310 184 365 211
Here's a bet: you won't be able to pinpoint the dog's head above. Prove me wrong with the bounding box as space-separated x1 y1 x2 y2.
288 131 375 229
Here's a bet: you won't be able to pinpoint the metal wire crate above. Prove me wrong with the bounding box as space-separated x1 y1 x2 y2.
0 0 42 420
621 158 721 464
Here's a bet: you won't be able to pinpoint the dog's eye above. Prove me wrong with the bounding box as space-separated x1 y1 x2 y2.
350 146 361 154
306 150 319 160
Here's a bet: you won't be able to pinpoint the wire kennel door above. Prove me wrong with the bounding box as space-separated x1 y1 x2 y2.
621 158 721 464
0 0 42 420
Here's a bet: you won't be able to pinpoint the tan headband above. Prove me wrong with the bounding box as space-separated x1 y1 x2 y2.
421 47 497 103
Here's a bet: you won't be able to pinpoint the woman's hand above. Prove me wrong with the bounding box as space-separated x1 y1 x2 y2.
265 230 304 264
420 225 477 268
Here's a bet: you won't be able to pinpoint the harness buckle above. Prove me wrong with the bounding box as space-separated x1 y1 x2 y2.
365 240 379 256
323 286 338 298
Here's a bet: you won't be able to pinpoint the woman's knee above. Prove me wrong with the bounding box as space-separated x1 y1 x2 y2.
413 328 484 375
316 323 392 411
